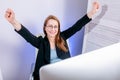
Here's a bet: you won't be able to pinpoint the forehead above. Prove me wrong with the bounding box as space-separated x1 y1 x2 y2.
47 19 58 26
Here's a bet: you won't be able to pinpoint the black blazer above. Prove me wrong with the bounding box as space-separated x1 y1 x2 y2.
15 14 91 78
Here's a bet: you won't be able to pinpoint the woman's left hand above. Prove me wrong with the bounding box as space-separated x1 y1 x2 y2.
87 1 100 18
91 1 100 15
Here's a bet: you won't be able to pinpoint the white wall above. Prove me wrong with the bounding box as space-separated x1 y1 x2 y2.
83 0 120 53
0 0 87 80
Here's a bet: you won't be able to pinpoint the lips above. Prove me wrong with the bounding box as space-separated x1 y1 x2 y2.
49 31 57 35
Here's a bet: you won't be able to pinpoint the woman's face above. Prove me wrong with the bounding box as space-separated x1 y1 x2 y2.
45 19 59 38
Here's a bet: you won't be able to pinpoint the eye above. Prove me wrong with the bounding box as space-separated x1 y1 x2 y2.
48 25 53 28
46 25 58 29
54 26 58 29
46 25 52 28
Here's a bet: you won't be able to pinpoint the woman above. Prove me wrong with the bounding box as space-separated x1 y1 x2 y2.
5 1 99 80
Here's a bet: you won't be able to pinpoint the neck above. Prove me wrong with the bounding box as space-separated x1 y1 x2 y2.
48 37 56 49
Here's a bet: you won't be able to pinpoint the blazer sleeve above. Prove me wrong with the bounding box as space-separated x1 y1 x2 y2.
61 14 91 40
15 24 42 48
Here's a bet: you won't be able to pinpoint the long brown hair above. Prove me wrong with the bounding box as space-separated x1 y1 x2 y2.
43 15 68 52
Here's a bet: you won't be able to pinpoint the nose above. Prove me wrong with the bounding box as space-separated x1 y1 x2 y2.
51 27 55 31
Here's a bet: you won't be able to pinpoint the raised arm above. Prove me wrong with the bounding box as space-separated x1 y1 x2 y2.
5 8 21 31
4 8 41 48
61 1 100 39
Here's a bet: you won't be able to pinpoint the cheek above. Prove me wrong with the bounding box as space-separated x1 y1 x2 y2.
44 28 48 34
56 29 58 33
45 27 48 32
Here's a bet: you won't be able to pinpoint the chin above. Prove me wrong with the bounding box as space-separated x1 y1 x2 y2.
50 35 56 38
50 33 57 37
48 34 56 38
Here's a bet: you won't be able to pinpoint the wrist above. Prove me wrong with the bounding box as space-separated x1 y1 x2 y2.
10 19 17 25
87 11 94 19
11 19 21 31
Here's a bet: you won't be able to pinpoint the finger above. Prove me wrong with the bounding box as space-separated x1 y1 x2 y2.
5 12 11 17
97 3 100 9
94 2 99 9
6 8 14 15
5 13 9 18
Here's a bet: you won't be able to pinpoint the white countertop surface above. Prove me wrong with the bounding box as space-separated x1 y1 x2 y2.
40 42 120 80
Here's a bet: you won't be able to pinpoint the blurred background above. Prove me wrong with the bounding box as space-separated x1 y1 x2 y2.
0 0 88 80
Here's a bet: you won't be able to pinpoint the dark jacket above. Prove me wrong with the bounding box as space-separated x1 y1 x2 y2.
15 14 91 79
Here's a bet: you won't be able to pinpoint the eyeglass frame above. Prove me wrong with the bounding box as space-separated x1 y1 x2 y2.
46 25 59 29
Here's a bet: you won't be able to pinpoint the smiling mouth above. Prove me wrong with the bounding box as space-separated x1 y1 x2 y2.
49 31 57 34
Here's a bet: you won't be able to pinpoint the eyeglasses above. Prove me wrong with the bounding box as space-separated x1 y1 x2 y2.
46 25 58 29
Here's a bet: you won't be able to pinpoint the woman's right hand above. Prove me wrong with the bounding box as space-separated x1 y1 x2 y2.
5 8 16 24
5 8 21 31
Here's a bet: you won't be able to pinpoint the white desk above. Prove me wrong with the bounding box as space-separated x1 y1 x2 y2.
40 43 120 80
